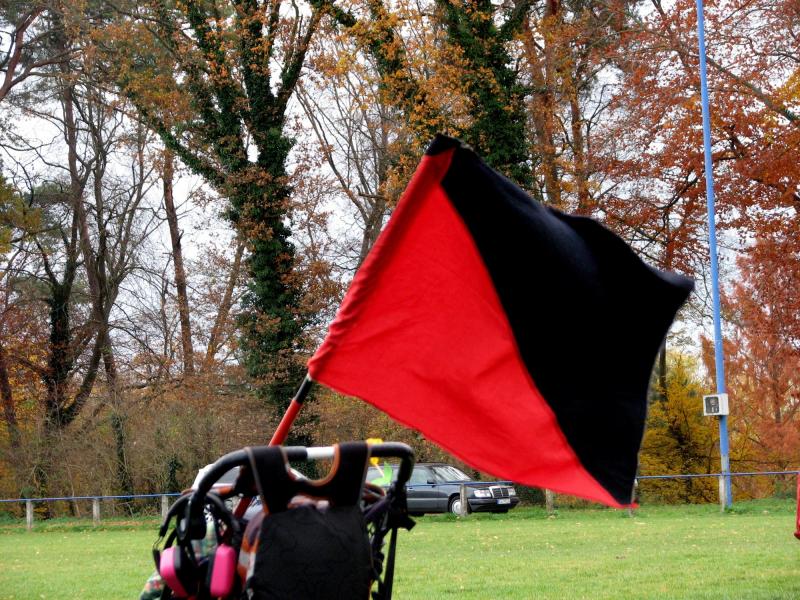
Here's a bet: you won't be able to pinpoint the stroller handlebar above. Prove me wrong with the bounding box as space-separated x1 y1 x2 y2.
183 442 415 541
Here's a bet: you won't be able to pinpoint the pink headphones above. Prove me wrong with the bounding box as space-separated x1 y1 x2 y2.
154 492 239 598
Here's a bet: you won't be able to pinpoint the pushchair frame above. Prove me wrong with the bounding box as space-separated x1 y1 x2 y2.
178 389 415 600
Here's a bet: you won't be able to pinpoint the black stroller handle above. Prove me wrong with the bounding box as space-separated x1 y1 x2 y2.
182 442 415 541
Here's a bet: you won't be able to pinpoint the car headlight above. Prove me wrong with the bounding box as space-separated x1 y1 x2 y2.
473 489 492 498
508 488 517 496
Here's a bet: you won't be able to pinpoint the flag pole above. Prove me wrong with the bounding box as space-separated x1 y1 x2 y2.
695 0 732 508
269 374 314 445
233 374 314 518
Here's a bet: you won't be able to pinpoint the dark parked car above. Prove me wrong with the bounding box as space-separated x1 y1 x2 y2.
367 462 519 515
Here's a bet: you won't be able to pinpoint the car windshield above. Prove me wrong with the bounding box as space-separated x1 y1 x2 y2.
192 465 240 489
431 465 470 482
366 464 398 485
217 467 239 485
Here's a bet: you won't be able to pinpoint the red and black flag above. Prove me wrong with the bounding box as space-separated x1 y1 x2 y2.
308 135 693 507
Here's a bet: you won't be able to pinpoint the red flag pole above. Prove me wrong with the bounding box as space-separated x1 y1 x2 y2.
269 375 314 445
233 374 314 518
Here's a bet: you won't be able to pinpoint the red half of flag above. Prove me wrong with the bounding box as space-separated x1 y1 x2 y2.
308 135 693 507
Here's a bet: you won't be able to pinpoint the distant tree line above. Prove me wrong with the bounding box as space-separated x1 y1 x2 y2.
0 0 797 512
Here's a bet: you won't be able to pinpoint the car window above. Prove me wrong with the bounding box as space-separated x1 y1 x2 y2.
408 466 431 485
431 465 470 482
217 467 240 485
366 464 398 485
192 465 240 489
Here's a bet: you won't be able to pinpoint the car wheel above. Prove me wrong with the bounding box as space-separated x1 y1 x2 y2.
449 496 467 515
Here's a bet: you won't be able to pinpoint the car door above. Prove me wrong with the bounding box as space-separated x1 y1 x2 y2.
406 466 440 513
430 465 471 512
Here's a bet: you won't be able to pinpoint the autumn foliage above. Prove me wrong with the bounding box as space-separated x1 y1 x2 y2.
0 0 798 511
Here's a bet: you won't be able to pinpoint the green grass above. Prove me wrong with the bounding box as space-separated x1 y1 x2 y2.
0 500 797 599
0 522 157 599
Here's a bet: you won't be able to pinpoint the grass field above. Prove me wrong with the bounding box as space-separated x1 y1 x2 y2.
0 499 798 599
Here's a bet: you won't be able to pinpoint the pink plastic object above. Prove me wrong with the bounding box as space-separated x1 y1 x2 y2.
209 544 237 597
159 547 190 598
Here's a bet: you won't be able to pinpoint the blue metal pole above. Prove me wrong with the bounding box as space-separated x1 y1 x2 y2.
694 0 732 507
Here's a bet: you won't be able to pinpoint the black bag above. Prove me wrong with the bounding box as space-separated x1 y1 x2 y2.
240 443 373 600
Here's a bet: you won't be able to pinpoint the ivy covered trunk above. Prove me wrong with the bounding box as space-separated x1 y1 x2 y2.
437 0 532 188
230 128 305 410
118 0 324 410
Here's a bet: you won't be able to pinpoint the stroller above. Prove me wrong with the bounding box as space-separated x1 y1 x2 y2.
151 440 415 600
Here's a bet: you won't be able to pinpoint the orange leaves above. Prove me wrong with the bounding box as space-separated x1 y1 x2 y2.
717 227 800 478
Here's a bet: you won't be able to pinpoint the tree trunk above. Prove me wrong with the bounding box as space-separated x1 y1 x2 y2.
32 431 55 519
163 150 194 375
204 239 245 370
0 342 20 448
524 16 561 207
657 342 668 404
437 0 531 187
44 280 73 427
62 76 101 325
569 90 591 215
235 126 305 408
357 204 386 268
101 331 134 505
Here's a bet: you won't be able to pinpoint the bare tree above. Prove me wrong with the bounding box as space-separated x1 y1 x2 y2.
296 61 394 270
0 3 71 103
161 150 194 375
0 8 159 500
